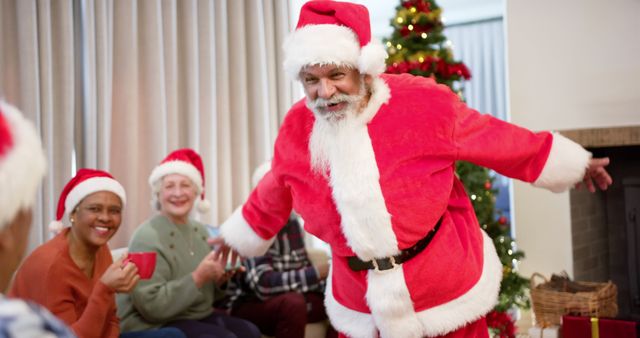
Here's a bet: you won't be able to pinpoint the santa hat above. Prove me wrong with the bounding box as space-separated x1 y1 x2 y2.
148 148 210 213
49 168 127 234
0 101 47 230
283 0 387 79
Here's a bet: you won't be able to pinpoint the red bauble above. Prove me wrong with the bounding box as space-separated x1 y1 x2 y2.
484 181 492 190
498 216 507 225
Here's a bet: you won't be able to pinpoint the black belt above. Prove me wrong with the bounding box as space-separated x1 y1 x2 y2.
347 217 443 272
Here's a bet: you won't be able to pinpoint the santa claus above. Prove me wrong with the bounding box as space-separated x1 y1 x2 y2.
218 1 612 337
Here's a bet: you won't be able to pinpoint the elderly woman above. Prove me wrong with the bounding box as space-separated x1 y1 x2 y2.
117 149 260 338
10 168 185 338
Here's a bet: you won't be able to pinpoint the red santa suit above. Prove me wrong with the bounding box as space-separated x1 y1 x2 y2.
221 73 590 338
220 2 591 338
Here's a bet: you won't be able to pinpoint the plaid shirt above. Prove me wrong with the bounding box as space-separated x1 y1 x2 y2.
221 217 326 310
0 296 76 338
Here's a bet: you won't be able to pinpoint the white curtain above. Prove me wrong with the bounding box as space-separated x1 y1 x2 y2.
0 0 76 252
445 18 507 121
0 0 293 250
445 18 512 218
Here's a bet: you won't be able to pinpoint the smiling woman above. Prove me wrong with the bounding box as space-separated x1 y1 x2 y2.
9 169 140 338
116 148 261 338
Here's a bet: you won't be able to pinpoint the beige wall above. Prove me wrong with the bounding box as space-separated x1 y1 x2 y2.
505 0 640 278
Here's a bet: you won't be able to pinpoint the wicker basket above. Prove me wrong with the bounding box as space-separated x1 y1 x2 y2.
530 272 618 327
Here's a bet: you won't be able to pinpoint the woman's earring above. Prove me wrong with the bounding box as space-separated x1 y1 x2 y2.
70 218 75 223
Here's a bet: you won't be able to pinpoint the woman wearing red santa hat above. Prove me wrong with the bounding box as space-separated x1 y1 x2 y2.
10 168 183 338
116 148 260 338
0 100 75 337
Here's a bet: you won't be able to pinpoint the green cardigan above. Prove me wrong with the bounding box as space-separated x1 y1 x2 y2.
117 215 222 332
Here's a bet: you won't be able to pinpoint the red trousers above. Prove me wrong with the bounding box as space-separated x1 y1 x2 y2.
337 316 488 338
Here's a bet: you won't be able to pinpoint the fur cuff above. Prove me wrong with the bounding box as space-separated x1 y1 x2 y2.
533 133 591 193
219 206 275 257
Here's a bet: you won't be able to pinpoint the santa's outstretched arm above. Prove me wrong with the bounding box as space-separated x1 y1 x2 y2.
219 169 293 257
452 97 612 192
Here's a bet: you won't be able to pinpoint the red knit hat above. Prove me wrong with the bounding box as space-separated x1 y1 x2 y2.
49 168 127 233
283 0 387 79
0 100 47 229
148 148 210 213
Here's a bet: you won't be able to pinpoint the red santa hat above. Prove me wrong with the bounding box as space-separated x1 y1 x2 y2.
283 0 387 79
148 148 210 213
49 168 127 233
0 101 47 230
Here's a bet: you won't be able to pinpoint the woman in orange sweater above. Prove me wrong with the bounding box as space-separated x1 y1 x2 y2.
10 168 142 338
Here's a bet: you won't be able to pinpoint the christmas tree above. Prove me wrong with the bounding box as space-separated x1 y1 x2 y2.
384 1 529 336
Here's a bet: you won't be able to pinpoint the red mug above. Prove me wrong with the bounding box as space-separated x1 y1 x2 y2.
124 252 157 279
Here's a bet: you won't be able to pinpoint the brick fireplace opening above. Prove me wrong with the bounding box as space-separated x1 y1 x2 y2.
564 126 640 319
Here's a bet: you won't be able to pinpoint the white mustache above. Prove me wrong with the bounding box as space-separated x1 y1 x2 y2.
308 93 359 111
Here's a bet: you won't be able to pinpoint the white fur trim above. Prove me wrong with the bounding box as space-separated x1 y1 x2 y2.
415 230 502 337
533 133 591 193
309 77 393 260
325 231 502 338
284 25 360 79
366 267 423 338
357 77 391 124
219 206 275 257
64 176 126 218
324 268 377 338
283 24 386 79
358 39 388 77
0 101 47 229
322 110 397 259
148 161 203 194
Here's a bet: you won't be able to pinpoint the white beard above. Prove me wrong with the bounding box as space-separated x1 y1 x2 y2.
308 91 367 174
309 114 354 174
306 77 370 174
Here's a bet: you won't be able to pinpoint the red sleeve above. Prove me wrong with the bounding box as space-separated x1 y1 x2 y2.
452 97 552 183
242 169 293 240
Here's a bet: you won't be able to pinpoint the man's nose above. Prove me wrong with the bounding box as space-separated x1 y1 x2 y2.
317 79 336 99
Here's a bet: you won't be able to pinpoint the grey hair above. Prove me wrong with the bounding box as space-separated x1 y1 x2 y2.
150 176 200 211
150 180 163 211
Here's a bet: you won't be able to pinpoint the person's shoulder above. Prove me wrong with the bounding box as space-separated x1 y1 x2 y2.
19 234 66 272
281 98 314 130
191 219 208 233
129 216 165 245
0 298 76 338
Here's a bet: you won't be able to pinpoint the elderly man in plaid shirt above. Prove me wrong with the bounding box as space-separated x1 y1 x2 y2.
220 163 337 338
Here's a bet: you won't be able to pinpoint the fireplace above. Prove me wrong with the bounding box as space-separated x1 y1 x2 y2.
565 126 640 319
